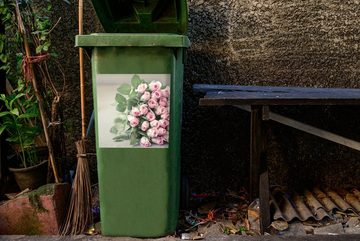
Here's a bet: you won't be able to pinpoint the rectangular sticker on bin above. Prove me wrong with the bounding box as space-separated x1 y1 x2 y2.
96 74 170 148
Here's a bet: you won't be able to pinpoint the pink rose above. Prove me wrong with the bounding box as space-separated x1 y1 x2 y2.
147 127 158 138
157 127 167 136
149 81 162 91
161 113 170 120
140 137 151 147
161 86 170 98
151 90 162 99
163 133 169 142
131 107 141 117
140 91 151 102
146 111 156 122
159 97 168 107
141 121 150 131
155 106 167 115
147 98 158 109
136 83 148 94
150 120 160 128
128 116 139 127
139 104 149 115
151 137 164 145
158 119 169 128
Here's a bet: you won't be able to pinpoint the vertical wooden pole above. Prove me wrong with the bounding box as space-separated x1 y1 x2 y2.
250 105 271 234
78 0 86 139
0 19 6 196
259 171 270 233
250 105 262 200
15 2 60 183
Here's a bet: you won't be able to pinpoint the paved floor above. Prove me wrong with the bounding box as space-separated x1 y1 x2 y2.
1 235 360 241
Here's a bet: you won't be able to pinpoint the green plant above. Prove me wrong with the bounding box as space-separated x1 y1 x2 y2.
0 80 41 168
0 0 68 176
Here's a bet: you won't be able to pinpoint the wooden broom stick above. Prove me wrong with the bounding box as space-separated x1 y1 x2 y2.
79 0 86 139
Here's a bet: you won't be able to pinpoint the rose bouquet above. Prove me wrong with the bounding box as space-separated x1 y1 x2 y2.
110 75 170 147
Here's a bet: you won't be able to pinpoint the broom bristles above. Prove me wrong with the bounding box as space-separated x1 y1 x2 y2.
61 139 92 235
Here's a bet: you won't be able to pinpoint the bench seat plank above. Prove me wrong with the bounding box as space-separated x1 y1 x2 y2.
194 84 360 106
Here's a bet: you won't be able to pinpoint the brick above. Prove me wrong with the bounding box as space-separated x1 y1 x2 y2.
0 183 70 235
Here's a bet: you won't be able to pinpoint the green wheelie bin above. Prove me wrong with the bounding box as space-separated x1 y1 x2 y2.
76 0 189 237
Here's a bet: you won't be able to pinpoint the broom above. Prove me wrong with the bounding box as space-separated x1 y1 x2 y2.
61 0 92 235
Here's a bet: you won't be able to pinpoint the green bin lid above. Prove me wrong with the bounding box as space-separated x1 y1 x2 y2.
91 0 188 34
76 33 190 47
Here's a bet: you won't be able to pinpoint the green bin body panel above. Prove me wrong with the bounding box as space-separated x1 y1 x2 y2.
76 34 189 237
90 0 188 34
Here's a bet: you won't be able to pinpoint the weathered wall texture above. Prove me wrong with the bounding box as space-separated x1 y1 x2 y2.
51 0 360 191
183 0 360 191
49 0 101 178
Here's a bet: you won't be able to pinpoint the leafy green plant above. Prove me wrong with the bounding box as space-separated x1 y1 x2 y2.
0 80 41 168
0 0 69 172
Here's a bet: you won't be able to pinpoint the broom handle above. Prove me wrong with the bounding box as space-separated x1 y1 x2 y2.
79 0 86 139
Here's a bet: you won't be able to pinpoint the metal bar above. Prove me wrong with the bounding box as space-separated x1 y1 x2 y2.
269 112 360 152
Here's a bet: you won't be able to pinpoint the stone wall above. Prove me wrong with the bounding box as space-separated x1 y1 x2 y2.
50 0 360 191
183 0 360 191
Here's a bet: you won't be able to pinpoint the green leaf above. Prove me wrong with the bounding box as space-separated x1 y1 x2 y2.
22 138 35 147
0 53 7 63
15 53 23 71
131 75 142 88
18 113 38 119
138 130 147 136
0 125 6 135
117 83 131 95
110 126 118 134
116 104 126 112
115 94 127 112
125 128 132 134
36 45 43 54
43 42 50 51
129 90 138 99
0 111 11 117
6 136 20 142
113 136 125 142
113 133 129 142
115 93 126 103
10 108 19 116
127 97 139 111
114 117 126 123
9 93 25 108
50 52 59 58
40 35 46 41
130 131 138 145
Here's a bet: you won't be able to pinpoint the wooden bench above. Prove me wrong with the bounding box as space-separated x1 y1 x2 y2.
194 84 360 233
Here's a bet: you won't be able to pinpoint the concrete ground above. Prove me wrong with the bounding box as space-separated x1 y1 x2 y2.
1 235 360 241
